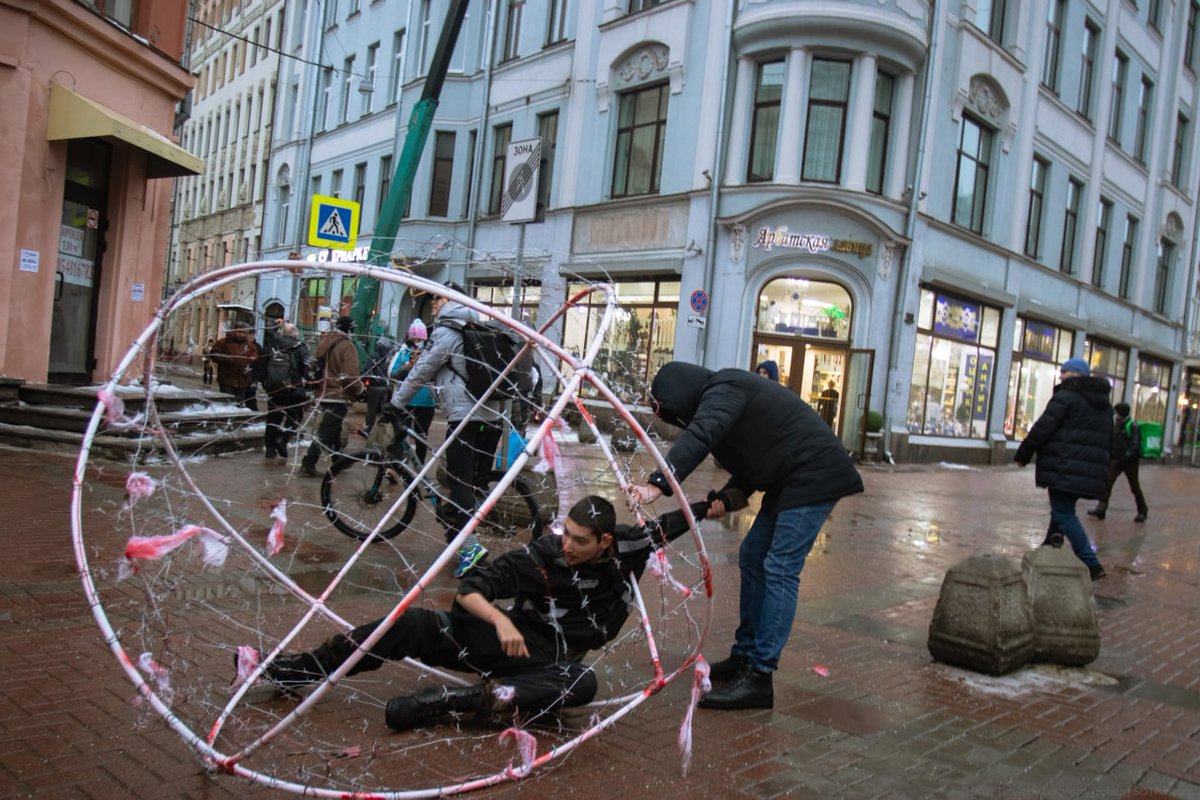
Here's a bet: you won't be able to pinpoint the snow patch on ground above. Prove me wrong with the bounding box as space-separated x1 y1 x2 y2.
939 663 1118 698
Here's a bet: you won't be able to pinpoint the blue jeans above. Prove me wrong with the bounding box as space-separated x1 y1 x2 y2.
732 502 835 673
1047 489 1101 569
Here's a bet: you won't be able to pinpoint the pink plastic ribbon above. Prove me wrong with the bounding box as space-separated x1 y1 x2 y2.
137 652 172 701
267 500 287 556
123 472 157 510
500 727 538 775
677 659 711 777
649 549 693 598
232 646 260 687
533 430 560 475
97 388 145 430
122 525 229 575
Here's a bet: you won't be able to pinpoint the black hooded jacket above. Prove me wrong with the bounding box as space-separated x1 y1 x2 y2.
648 362 864 511
1014 375 1113 498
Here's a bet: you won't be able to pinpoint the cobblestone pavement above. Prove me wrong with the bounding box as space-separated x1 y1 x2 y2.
1 418 1198 799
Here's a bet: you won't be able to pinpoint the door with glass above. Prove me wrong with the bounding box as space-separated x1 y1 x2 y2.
49 140 109 383
840 349 876 457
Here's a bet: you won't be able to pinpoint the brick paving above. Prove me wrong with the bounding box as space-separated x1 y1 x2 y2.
1 420 1198 799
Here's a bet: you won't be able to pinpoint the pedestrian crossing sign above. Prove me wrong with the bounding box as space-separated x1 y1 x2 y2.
307 194 359 250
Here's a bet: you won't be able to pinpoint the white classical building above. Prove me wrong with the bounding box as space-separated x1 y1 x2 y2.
258 0 1200 463
167 0 288 352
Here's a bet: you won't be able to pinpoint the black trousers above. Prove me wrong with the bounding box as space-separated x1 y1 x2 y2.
302 401 348 468
363 385 390 434
441 420 502 542
264 395 306 454
310 608 596 712
1099 459 1148 513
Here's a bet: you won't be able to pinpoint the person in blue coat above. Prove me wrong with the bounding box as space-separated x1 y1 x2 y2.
629 361 864 711
1014 358 1112 580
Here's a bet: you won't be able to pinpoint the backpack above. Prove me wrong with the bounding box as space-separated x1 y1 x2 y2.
263 347 302 395
439 318 535 402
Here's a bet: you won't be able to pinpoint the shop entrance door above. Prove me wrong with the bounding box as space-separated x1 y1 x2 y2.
49 140 110 383
752 336 852 436
840 349 876 457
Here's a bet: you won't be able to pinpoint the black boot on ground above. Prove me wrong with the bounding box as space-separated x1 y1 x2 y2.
707 653 748 683
1086 503 1107 520
699 667 773 710
385 684 488 731
1089 563 1108 581
1134 510 1148 523
261 652 327 690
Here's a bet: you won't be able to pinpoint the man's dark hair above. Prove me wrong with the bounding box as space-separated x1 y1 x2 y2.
566 495 616 541
1114 402 1131 417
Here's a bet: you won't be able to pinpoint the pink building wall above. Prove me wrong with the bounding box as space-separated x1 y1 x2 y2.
0 0 192 384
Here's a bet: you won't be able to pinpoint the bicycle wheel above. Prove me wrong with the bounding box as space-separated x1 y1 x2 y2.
321 450 418 541
476 471 549 544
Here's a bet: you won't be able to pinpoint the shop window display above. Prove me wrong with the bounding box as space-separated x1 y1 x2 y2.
1133 355 1170 424
1084 336 1128 403
907 288 1000 438
755 278 851 341
1005 318 1074 439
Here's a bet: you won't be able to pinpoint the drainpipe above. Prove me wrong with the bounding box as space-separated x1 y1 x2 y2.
696 0 738 368
465 0 501 257
882 0 941 459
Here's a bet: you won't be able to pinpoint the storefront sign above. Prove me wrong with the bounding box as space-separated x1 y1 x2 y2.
304 245 372 263
59 226 85 257
965 354 994 421
752 226 873 257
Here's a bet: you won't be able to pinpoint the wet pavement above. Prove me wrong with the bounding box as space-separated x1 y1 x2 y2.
1 413 1199 799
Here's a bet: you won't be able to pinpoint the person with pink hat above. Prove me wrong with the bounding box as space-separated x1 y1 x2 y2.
387 318 436 463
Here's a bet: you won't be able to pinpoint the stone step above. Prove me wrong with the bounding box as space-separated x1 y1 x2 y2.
0 401 258 436
18 382 233 413
0 419 264 462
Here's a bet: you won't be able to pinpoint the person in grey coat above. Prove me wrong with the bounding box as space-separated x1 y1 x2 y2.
1014 357 1112 580
389 283 506 577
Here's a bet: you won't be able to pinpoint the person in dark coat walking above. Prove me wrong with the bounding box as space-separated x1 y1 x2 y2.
258 322 310 460
1014 357 1112 580
629 361 864 711
1087 401 1149 522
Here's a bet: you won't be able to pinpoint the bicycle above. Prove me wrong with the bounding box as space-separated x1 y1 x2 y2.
320 412 550 544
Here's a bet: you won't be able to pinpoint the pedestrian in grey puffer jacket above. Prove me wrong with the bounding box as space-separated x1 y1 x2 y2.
388 285 505 576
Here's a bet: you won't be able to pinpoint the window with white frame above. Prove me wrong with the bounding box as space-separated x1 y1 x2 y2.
1025 157 1048 259
907 287 1002 439
390 30 406 104
502 0 524 62
340 56 355 124
537 110 559 213
428 131 455 217
330 169 343 199
952 114 992 234
612 83 668 198
1059 178 1083 275
747 60 784 183
547 0 568 45
1172 112 1190 189
1187 1 1199 72
1119 214 1138 299
353 162 366 209
1084 337 1128 402
1092 197 1112 288
1005 318 1075 440
1134 76 1153 163
1154 237 1174 315
418 0 432 77
363 43 378 115
802 58 851 183
866 72 895 195
1109 51 1128 143
378 155 392 215
1042 0 1065 93
976 0 1007 44
488 123 512 214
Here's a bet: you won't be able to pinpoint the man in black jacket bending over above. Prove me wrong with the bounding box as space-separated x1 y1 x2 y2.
246 493 723 730
1014 357 1112 580
629 361 864 711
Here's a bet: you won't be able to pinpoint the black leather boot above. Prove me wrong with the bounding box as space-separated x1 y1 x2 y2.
385 684 488 731
707 653 748 683
1086 502 1107 520
699 667 773 710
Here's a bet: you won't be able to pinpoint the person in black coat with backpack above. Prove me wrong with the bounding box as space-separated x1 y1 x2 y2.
629 361 864 711
258 322 310 460
1014 358 1112 580
1087 401 1149 522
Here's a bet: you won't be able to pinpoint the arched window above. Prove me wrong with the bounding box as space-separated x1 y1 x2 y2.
755 277 852 342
